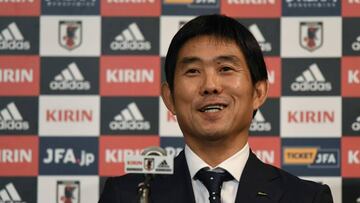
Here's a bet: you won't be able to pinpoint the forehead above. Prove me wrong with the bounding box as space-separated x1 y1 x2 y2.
176 35 246 63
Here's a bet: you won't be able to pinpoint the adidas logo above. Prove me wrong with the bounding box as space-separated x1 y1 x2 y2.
49 62 90 91
157 160 170 168
352 116 360 131
155 159 172 172
291 63 332 92
110 23 151 51
0 22 30 50
0 183 26 203
109 102 150 130
0 102 29 131
352 35 360 51
250 110 271 131
248 24 272 52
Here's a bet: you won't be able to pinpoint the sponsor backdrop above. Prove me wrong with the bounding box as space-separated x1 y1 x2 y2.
0 0 359 202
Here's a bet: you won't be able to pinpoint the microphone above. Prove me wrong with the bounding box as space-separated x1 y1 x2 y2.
124 146 174 203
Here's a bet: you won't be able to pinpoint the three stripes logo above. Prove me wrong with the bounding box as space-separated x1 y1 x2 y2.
0 22 30 51
248 24 272 52
250 110 271 132
49 62 90 91
156 159 171 172
0 102 29 131
291 63 332 92
352 116 360 131
0 183 26 203
110 23 151 51
109 102 150 131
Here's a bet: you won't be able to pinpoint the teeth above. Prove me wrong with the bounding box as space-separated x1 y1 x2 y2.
202 105 225 112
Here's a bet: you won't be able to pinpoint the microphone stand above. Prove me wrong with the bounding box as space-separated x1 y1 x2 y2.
137 174 153 203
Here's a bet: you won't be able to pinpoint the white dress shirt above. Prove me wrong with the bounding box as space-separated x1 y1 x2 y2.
185 143 250 203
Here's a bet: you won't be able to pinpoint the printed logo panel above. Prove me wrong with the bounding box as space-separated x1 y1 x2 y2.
38 176 98 203
0 56 39 96
282 138 340 176
162 0 219 15
282 58 340 96
342 98 360 136
265 57 281 97
102 17 159 55
101 0 160 16
0 0 40 16
101 97 159 135
0 17 39 55
39 137 98 175
39 96 100 136
342 137 360 177
40 16 100 56
0 136 38 176
342 0 360 16
221 0 281 17
160 16 195 57
282 0 340 16
41 57 99 95
249 98 279 136
281 97 341 137
300 177 341 203
100 56 160 96
159 99 182 137
342 57 360 97
342 178 360 203
237 19 280 56
281 17 341 57
42 0 99 15
343 18 360 56
160 137 185 158
249 137 280 167
0 177 37 203
0 97 38 135
99 136 159 176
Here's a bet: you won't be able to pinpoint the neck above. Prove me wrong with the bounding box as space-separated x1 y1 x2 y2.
185 134 248 167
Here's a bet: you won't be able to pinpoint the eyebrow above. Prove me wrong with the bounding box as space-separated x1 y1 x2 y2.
178 55 242 65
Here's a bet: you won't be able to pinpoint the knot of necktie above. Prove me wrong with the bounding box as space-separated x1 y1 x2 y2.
195 168 234 203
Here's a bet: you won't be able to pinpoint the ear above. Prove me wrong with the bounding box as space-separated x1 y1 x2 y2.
252 80 268 110
161 82 176 115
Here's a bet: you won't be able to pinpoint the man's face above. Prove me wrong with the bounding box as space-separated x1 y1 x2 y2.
162 35 267 145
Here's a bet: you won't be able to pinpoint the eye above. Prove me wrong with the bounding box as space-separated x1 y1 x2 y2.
185 68 200 75
220 66 233 72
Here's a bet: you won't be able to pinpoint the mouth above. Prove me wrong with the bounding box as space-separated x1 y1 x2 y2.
199 104 227 113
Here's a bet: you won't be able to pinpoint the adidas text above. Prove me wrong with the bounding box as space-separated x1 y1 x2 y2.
250 121 271 131
50 81 90 90
0 120 29 130
110 41 151 51
352 122 360 131
291 81 332 92
0 40 30 50
109 120 150 130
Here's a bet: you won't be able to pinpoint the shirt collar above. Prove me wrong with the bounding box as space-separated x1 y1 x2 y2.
185 143 250 182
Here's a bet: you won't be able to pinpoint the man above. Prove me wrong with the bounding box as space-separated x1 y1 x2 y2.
99 14 333 203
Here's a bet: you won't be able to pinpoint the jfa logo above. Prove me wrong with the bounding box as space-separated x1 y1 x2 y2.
43 148 94 167
300 22 323 52
59 21 82 51
57 180 80 203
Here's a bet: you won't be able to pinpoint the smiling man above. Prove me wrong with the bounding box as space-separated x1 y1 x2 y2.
99 14 334 203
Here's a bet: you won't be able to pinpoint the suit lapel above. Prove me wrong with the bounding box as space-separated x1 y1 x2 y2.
150 151 196 203
235 150 284 203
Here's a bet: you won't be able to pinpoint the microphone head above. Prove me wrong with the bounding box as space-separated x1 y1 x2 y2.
142 146 167 156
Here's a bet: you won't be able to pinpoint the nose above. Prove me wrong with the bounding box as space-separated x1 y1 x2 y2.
200 70 222 96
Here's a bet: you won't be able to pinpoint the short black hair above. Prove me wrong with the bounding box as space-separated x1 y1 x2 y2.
164 14 268 92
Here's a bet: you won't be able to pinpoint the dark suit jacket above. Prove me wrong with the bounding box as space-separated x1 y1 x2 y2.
99 150 333 203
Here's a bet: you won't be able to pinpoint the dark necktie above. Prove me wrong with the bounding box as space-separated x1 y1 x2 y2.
195 168 234 203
